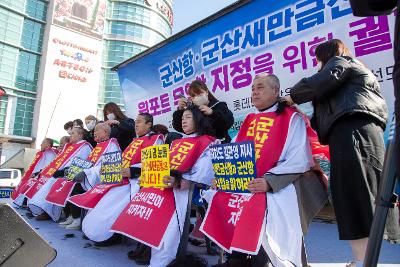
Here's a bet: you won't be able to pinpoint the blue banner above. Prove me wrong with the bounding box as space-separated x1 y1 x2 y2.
211 141 256 193
117 0 396 142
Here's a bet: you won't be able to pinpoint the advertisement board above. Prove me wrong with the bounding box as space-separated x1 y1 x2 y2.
33 0 105 145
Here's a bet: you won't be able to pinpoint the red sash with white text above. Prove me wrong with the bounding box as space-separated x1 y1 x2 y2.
11 149 55 200
201 107 297 254
24 141 90 199
45 139 117 207
111 135 215 249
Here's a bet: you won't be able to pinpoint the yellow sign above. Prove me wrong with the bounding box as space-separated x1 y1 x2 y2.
140 144 170 188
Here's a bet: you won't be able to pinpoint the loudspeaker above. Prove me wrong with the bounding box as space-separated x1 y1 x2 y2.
0 203 57 267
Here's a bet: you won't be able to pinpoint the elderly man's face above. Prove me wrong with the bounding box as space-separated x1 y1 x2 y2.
40 140 51 151
94 124 109 143
251 77 279 111
59 137 69 149
69 128 82 144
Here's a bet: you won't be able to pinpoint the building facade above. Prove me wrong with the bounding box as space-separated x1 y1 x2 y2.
98 0 173 112
0 0 173 164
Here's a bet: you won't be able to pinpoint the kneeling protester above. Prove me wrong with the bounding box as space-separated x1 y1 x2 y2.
112 133 216 267
45 138 118 207
27 134 92 221
77 125 164 242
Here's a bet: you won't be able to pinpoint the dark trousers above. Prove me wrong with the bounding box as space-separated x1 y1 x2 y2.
65 183 85 219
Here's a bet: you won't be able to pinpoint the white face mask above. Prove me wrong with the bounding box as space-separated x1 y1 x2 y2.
67 128 72 135
192 93 209 106
107 113 116 121
86 120 96 131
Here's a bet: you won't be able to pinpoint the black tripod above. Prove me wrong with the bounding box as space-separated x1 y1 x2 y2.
364 137 399 266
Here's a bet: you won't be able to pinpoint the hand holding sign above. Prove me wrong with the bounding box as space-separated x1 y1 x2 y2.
248 178 270 193
140 144 170 188
211 141 256 193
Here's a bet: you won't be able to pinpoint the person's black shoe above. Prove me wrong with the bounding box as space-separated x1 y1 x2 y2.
93 234 122 247
25 211 34 219
128 243 145 260
134 246 151 265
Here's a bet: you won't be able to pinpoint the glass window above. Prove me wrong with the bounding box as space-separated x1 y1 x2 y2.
1 0 25 13
13 97 34 137
15 51 40 92
0 44 18 87
25 0 48 21
0 8 23 45
21 19 45 53
0 95 8 134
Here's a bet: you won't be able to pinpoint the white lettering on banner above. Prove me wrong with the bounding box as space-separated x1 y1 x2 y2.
55 180 68 193
132 191 165 208
126 204 154 220
227 194 252 225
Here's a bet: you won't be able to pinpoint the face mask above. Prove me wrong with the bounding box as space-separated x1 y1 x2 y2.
67 128 72 135
192 94 208 106
107 113 116 121
86 120 96 131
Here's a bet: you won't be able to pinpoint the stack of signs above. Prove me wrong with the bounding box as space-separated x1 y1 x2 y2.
201 141 266 255
140 144 170 188
66 157 94 181
100 151 123 184
211 141 256 193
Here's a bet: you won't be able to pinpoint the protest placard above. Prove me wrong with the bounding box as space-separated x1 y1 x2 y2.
100 151 123 184
140 144 170 188
211 141 256 193
66 157 94 181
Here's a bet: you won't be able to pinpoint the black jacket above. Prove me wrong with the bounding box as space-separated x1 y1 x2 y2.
84 130 97 147
172 100 234 143
110 118 136 151
290 56 388 144
349 0 396 16
165 132 183 147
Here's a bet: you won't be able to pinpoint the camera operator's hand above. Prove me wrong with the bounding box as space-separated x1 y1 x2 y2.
178 98 187 110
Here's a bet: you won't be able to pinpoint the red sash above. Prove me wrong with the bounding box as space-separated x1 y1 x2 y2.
24 141 90 199
67 136 162 209
201 107 297 254
111 187 176 249
68 179 129 209
170 135 215 173
200 191 266 254
11 149 53 200
18 178 38 196
236 107 296 176
111 135 215 249
45 139 116 207
122 135 163 168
